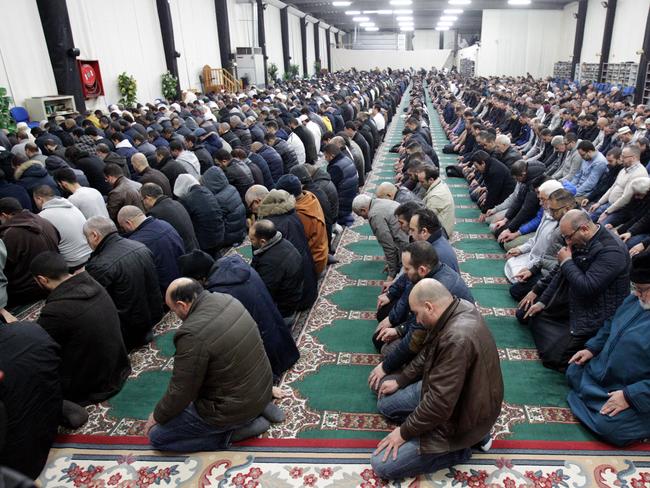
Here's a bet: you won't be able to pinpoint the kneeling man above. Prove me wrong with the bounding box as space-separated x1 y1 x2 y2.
371 278 503 480
145 278 283 451
566 252 650 446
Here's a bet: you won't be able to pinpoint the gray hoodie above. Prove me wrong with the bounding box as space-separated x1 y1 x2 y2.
173 173 200 199
40 197 92 267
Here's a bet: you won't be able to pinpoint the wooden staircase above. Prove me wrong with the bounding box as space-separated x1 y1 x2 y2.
202 65 243 93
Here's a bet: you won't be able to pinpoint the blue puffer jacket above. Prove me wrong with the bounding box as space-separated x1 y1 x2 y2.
177 182 225 253
258 145 285 183
327 152 358 222
205 254 299 379
14 161 60 200
201 167 247 246
248 153 274 189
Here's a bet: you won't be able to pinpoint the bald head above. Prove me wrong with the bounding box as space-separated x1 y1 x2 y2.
166 277 204 320
245 184 270 212
376 182 397 200
131 152 149 173
83 216 117 250
251 141 263 153
560 209 597 247
408 278 454 329
117 205 146 232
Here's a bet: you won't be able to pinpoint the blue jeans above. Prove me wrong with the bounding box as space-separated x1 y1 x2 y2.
627 234 650 248
371 438 472 479
377 381 422 422
590 203 610 223
149 403 248 452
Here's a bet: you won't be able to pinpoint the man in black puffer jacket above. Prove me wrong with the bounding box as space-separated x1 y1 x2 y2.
229 116 253 152
83 216 164 351
201 166 247 246
214 149 255 200
173 174 225 257
265 133 298 176
325 143 358 226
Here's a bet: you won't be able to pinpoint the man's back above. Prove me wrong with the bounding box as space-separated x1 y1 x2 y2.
69 186 109 219
37 271 131 404
148 196 199 252
153 291 272 427
39 198 92 267
86 232 163 350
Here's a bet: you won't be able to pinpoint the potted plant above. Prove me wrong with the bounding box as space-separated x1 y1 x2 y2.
117 72 137 108
314 60 322 75
161 71 179 101
268 63 279 81
0 87 15 132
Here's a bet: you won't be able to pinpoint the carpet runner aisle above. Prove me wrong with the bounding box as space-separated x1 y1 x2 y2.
37 84 650 487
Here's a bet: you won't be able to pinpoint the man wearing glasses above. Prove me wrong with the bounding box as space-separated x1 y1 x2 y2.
566 252 650 446
521 209 630 371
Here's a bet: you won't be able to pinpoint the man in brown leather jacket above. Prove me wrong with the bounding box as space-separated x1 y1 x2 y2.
371 278 503 480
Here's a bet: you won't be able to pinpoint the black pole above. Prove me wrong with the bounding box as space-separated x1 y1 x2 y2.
281 7 291 74
634 7 650 103
314 21 321 74
35 0 86 113
571 0 588 80
439 31 444 49
215 0 233 70
597 0 617 82
326 28 332 72
256 0 268 86
301 17 308 77
156 0 181 98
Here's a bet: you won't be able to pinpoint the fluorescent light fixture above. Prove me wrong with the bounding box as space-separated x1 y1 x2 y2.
332 1 352 6
508 0 531 4
399 22 414 27
400 26 414 31
437 21 453 26
440 15 458 20
444 8 463 13
359 22 375 27
352 16 370 21
345 10 361 15
448 0 471 5
377 10 393 14
435 26 450 31
389 0 412 5
363 10 378 13
393 9 413 14
395 16 413 21
365 26 379 31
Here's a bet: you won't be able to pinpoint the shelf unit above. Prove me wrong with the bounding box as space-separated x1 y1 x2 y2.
553 61 572 80
643 62 650 104
24 96 76 120
600 62 638 86
578 63 599 83
459 58 475 78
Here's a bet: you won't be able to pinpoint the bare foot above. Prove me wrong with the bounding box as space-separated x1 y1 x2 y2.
272 386 286 400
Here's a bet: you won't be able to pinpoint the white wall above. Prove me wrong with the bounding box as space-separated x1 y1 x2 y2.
0 0 58 108
477 9 563 78
609 0 650 63
170 0 221 91
264 4 284 77
331 48 452 71
228 0 256 51
319 25 329 69
413 30 439 51
580 0 607 63
559 2 578 61
288 12 303 73
67 0 168 108
306 22 316 75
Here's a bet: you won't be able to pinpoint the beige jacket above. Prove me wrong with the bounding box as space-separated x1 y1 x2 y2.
423 179 455 237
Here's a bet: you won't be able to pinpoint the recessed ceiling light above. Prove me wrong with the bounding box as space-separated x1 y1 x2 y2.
448 0 471 5
345 10 361 15
508 0 531 4
365 26 379 31
440 15 458 21
389 0 412 5
395 16 413 21
332 1 352 6
393 9 413 14
359 22 375 27
444 8 463 13
377 10 393 14
352 16 370 21
436 26 450 31
400 26 414 31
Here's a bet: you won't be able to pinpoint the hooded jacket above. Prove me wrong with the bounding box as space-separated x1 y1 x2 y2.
44 156 90 188
37 271 131 404
174 174 225 252
257 190 317 310
248 153 274 189
106 176 144 222
156 155 188 190
327 151 359 222
153 291 272 428
295 191 328 274
292 125 317 164
311 167 339 220
223 159 254 201
271 139 298 176
14 160 60 199
104 152 131 178
39 197 92 267
86 232 163 350
147 195 199 252
205 255 300 378
0 210 59 303
201 167 247 246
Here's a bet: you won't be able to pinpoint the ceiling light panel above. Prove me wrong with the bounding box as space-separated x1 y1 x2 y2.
389 0 412 5
444 8 463 13
345 10 361 15
352 16 370 21
332 1 352 6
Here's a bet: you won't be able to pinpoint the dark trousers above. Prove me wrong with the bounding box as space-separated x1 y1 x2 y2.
509 271 543 302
